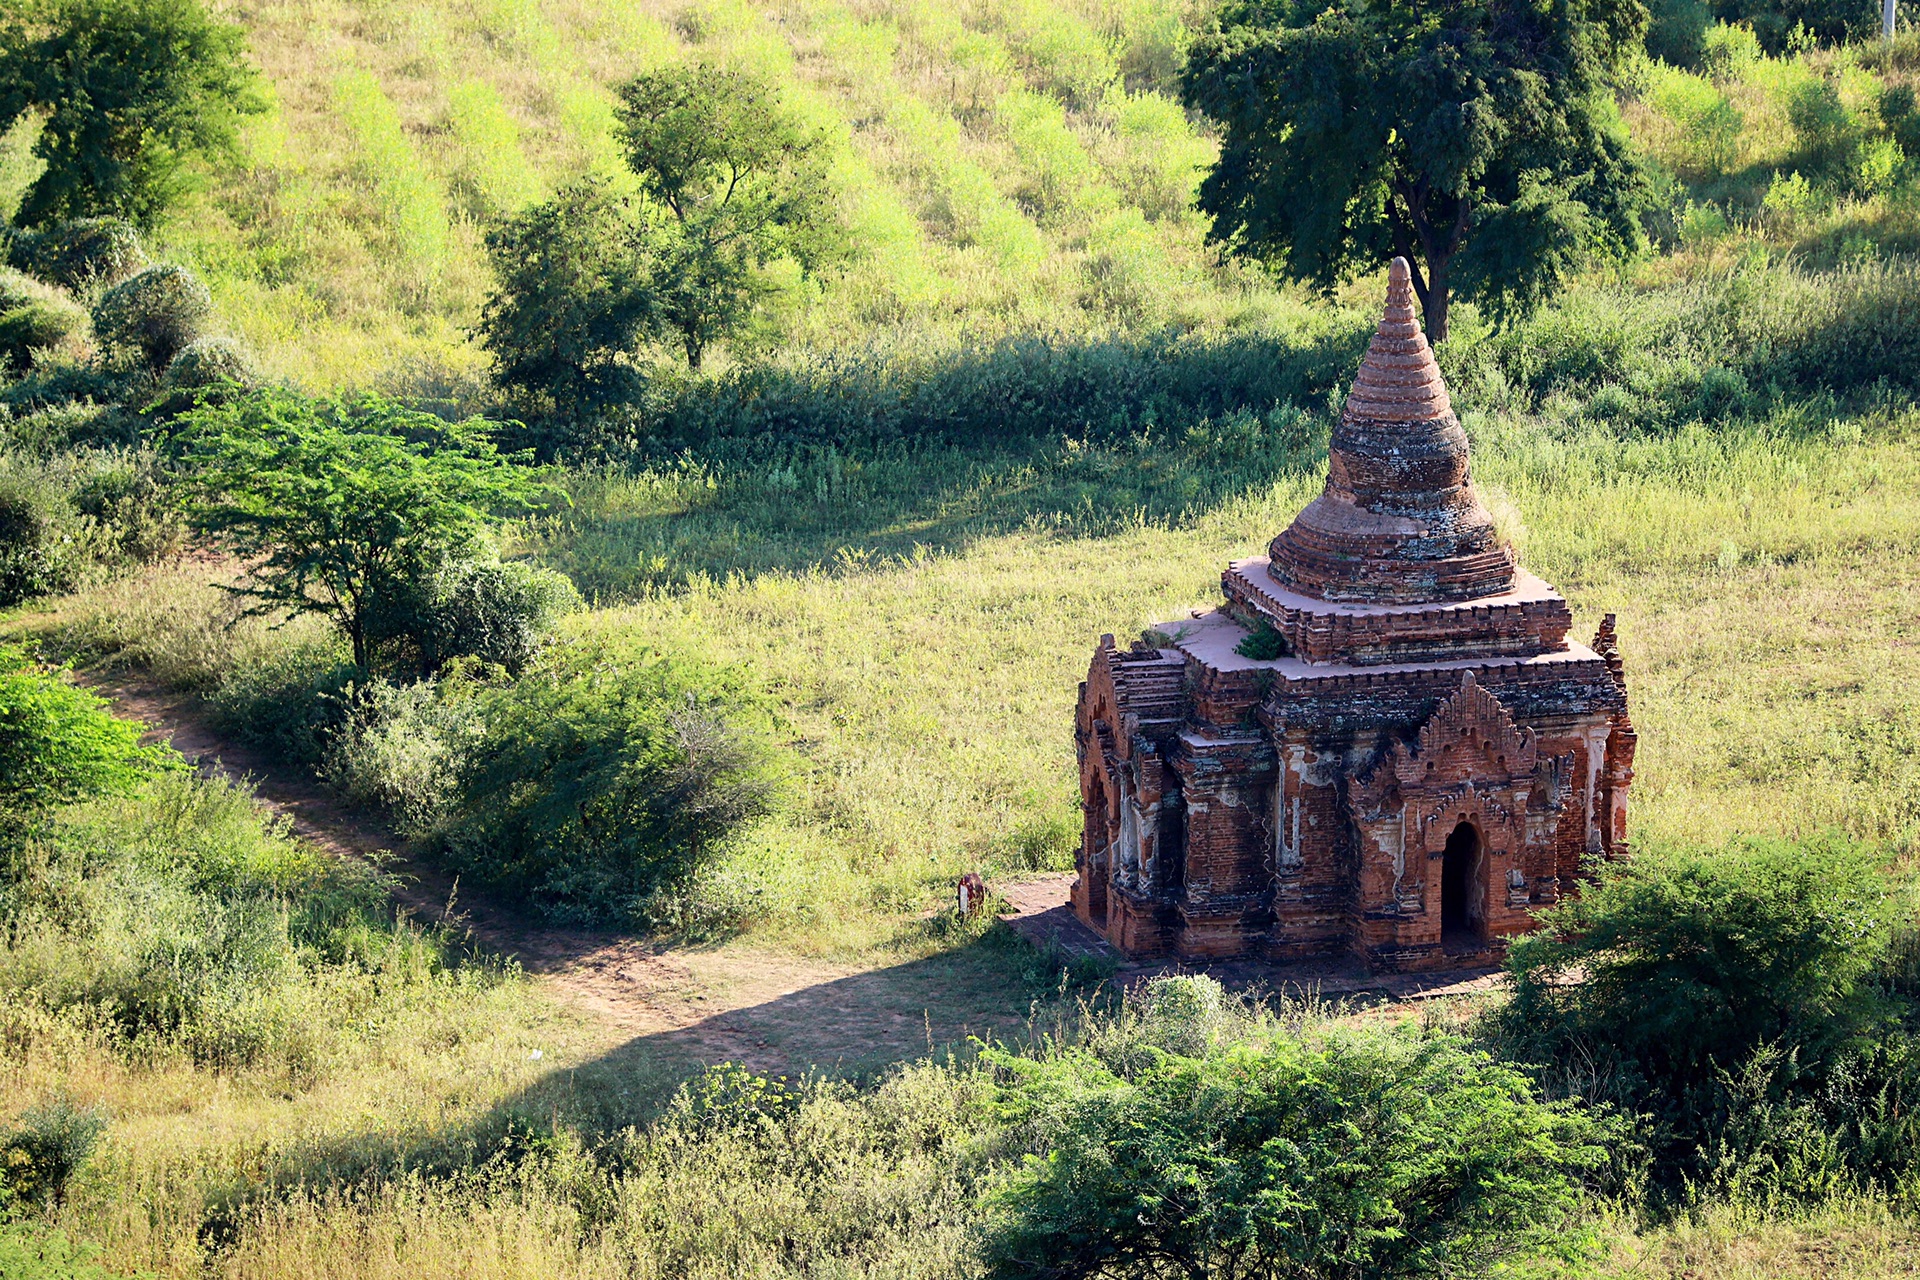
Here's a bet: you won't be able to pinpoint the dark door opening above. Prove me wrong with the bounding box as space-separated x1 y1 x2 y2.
1441 822 1482 949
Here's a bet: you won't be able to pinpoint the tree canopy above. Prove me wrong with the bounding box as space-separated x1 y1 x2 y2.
175 389 541 671
614 63 836 370
0 0 263 227
1182 0 1651 340
477 177 658 422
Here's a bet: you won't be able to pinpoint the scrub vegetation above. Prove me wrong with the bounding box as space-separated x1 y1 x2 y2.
7 0 1920 1276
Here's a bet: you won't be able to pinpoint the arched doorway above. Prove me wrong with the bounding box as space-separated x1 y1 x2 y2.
1082 774 1111 921
1440 822 1483 949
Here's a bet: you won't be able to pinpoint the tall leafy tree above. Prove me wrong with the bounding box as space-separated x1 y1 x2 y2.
615 64 835 370
1182 0 1651 341
176 389 540 671
0 0 262 227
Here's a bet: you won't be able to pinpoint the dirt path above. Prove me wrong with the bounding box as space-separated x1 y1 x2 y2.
94 678 1069 1076
96 680 881 1061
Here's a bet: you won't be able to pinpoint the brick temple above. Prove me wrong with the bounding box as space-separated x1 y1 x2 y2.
1072 259 1636 970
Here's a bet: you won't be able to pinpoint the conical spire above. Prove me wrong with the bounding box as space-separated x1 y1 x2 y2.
1263 259 1517 605
1343 258 1451 424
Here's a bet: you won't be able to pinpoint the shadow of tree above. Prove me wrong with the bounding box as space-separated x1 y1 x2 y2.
523 329 1365 600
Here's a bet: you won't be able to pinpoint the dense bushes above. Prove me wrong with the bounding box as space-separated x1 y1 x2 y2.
985 1007 1616 1279
431 647 779 925
0 449 181 606
1499 834 1920 1201
3 218 144 289
90 263 211 372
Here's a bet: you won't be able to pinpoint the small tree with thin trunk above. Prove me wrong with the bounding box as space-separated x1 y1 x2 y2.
176 389 540 672
1182 0 1651 341
615 63 835 370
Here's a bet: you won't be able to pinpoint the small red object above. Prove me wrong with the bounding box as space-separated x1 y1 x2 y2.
956 872 986 916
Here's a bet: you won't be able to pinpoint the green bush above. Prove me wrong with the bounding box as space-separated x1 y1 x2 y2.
0 1221 133 1280
0 298 84 370
205 636 357 769
435 646 780 925
6 217 144 288
89 263 210 372
365 555 580 678
0 467 89 605
319 677 475 833
0 1098 105 1207
0 770 444 1069
984 1024 1617 1280
1499 833 1915 1195
159 333 252 390
0 644 167 853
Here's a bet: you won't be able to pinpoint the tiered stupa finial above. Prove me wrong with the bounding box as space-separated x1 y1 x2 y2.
1342 257 1451 424
1265 257 1516 605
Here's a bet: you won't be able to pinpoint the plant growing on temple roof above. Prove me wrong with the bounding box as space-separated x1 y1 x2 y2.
0 0 263 227
1181 0 1652 341
174 388 544 672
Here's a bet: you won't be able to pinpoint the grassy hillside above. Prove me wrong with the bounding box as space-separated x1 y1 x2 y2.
156 0 1257 388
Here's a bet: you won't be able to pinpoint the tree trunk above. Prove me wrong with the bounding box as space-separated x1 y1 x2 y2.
684 330 704 370
1423 252 1451 344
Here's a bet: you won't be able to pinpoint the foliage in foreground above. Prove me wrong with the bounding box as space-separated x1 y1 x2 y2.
984 1012 1616 1280
1500 833 1920 1201
0 644 166 837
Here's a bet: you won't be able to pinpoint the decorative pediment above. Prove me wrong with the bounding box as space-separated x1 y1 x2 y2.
1407 672 1535 784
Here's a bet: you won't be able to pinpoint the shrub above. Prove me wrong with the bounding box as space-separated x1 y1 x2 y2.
319 677 474 833
0 468 91 606
1499 833 1910 1190
205 636 357 769
0 1098 106 1207
436 646 780 925
160 333 253 391
6 217 144 288
366 555 580 677
0 645 168 844
984 1025 1617 1280
89 263 210 371
0 298 85 370
0 1221 128 1280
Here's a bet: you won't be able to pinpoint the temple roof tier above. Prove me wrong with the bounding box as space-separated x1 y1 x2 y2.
1267 257 1518 606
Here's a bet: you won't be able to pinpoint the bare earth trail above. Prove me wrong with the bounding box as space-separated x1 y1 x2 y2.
93 678 1037 1078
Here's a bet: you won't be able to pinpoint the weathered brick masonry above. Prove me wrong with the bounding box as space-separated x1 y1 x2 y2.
1073 259 1638 970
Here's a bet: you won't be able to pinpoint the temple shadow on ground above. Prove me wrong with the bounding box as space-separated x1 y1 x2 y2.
200 926 1080 1225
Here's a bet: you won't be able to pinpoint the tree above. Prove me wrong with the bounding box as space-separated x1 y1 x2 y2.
1182 0 1651 341
0 0 263 227
477 178 658 421
615 64 835 369
175 389 541 671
